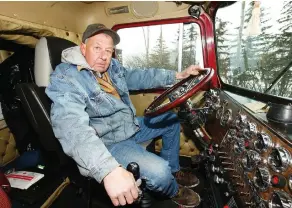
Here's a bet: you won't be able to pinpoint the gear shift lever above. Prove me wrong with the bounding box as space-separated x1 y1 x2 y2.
127 162 140 180
127 162 152 208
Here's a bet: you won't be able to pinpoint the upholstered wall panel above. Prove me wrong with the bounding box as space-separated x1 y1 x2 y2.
0 15 82 47
0 127 19 166
130 92 201 157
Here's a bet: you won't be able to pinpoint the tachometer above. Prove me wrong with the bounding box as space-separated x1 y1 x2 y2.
268 147 291 173
253 166 271 192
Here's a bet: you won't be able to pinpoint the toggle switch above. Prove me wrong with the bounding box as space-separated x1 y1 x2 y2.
222 162 233 165
211 164 223 173
224 167 235 171
236 182 245 187
240 192 249 196
219 156 231 160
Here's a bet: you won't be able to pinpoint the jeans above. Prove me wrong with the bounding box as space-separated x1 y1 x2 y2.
107 112 180 197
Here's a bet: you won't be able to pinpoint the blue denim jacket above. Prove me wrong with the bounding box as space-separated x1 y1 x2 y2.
46 46 176 183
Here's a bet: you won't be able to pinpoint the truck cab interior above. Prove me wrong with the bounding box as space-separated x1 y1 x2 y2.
0 1 292 208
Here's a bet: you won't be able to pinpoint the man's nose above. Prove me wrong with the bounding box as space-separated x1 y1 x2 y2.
99 51 107 60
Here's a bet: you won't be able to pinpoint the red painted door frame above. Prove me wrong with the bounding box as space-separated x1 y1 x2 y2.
112 12 219 88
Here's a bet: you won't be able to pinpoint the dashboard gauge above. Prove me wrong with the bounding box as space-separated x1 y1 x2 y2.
233 115 241 128
229 129 237 137
242 122 257 139
204 99 212 109
220 109 232 126
242 128 251 139
254 133 273 153
234 139 245 154
216 106 224 119
239 113 248 128
268 147 291 173
253 166 271 192
222 99 228 107
242 150 261 171
233 113 248 129
258 200 268 208
269 190 292 208
211 95 220 109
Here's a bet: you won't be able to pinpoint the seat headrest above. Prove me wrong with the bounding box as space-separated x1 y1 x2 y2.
34 37 77 87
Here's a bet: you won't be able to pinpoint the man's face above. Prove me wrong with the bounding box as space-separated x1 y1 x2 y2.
80 33 114 73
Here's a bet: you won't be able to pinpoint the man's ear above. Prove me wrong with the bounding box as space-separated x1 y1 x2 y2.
80 43 86 56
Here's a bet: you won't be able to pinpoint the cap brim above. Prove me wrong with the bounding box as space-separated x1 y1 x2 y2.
90 29 120 45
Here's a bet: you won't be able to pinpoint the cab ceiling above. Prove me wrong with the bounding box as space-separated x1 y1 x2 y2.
0 1 191 34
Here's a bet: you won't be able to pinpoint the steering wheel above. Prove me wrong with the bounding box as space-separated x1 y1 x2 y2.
144 68 214 117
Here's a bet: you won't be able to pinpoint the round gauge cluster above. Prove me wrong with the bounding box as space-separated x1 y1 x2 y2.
207 94 292 206
233 138 245 154
214 99 233 127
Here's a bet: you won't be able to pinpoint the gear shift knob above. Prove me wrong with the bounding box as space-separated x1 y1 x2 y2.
127 162 140 180
127 162 152 208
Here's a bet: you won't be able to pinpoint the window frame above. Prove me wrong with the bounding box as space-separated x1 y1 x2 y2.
112 15 219 88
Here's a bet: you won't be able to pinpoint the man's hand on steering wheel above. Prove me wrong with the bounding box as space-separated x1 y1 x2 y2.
176 65 205 80
145 67 214 116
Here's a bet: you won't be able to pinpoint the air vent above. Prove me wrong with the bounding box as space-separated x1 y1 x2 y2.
107 5 130 15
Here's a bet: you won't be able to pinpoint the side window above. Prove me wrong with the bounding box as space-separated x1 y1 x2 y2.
116 22 203 72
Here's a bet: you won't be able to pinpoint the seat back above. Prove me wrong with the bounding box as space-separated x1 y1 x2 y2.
16 37 77 170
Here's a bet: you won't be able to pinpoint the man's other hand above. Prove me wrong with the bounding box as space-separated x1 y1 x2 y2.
103 166 139 206
176 65 204 80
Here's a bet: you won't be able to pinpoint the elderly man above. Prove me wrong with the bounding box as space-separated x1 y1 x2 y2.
46 23 202 207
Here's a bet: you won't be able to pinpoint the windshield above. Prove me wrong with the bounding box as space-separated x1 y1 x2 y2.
215 1 292 99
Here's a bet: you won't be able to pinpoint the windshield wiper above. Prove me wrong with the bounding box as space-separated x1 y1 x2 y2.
264 60 292 94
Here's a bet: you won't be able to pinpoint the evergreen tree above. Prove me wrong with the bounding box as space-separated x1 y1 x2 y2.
229 2 274 92
172 23 200 71
268 1 292 97
149 26 174 70
181 23 198 69
215 17 231 83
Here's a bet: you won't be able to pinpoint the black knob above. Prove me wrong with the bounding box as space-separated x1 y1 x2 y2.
127 162 140 180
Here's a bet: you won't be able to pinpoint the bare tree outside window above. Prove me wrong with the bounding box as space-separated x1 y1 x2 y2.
116 22 203 72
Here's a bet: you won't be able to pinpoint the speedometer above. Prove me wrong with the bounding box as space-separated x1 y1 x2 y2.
253 166 271 191
268 147 291 173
